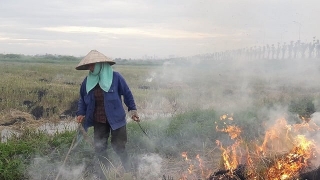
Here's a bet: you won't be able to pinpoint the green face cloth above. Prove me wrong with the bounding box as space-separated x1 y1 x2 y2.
86 62 113 93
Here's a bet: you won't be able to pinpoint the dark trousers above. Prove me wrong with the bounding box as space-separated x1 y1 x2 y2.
93 121 129 170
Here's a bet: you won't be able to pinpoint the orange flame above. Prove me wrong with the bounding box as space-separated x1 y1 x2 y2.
216 125 242 140
181 114 319 180
181 151 188 161
258 118 292 155
266 135 315 179
180 152 211 179
220 113 234 121
216 139 241 171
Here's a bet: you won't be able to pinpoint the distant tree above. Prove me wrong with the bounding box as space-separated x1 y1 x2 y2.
3 54 21 59
316 40 320 58
271 44 275 59
281 43 287 59
266 44 270 59
288 41 294 59
276 43 281 59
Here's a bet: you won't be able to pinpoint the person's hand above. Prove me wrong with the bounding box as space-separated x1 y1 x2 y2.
130 110 140 122
76 115 85 123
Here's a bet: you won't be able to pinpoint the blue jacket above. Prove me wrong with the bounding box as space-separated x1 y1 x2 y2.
77 71 137 130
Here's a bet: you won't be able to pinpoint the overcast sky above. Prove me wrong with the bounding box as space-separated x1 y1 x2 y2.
1 0 320 59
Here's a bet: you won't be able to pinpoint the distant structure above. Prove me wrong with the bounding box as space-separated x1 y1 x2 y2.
194 37 320 61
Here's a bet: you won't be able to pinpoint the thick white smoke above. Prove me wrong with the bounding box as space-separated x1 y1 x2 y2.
27 156 85 180
136 153 163 180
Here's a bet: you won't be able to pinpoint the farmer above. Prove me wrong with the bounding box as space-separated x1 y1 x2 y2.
75 50 140 173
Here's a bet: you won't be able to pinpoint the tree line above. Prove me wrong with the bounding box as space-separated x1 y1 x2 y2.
195 37 320 60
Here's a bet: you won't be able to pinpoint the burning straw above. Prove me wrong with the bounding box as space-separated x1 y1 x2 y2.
179 114 320 180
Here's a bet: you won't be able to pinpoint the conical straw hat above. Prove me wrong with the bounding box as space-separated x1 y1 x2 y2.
75 50 115 70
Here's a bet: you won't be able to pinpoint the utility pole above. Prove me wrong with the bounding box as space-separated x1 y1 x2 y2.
293 21 302 41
